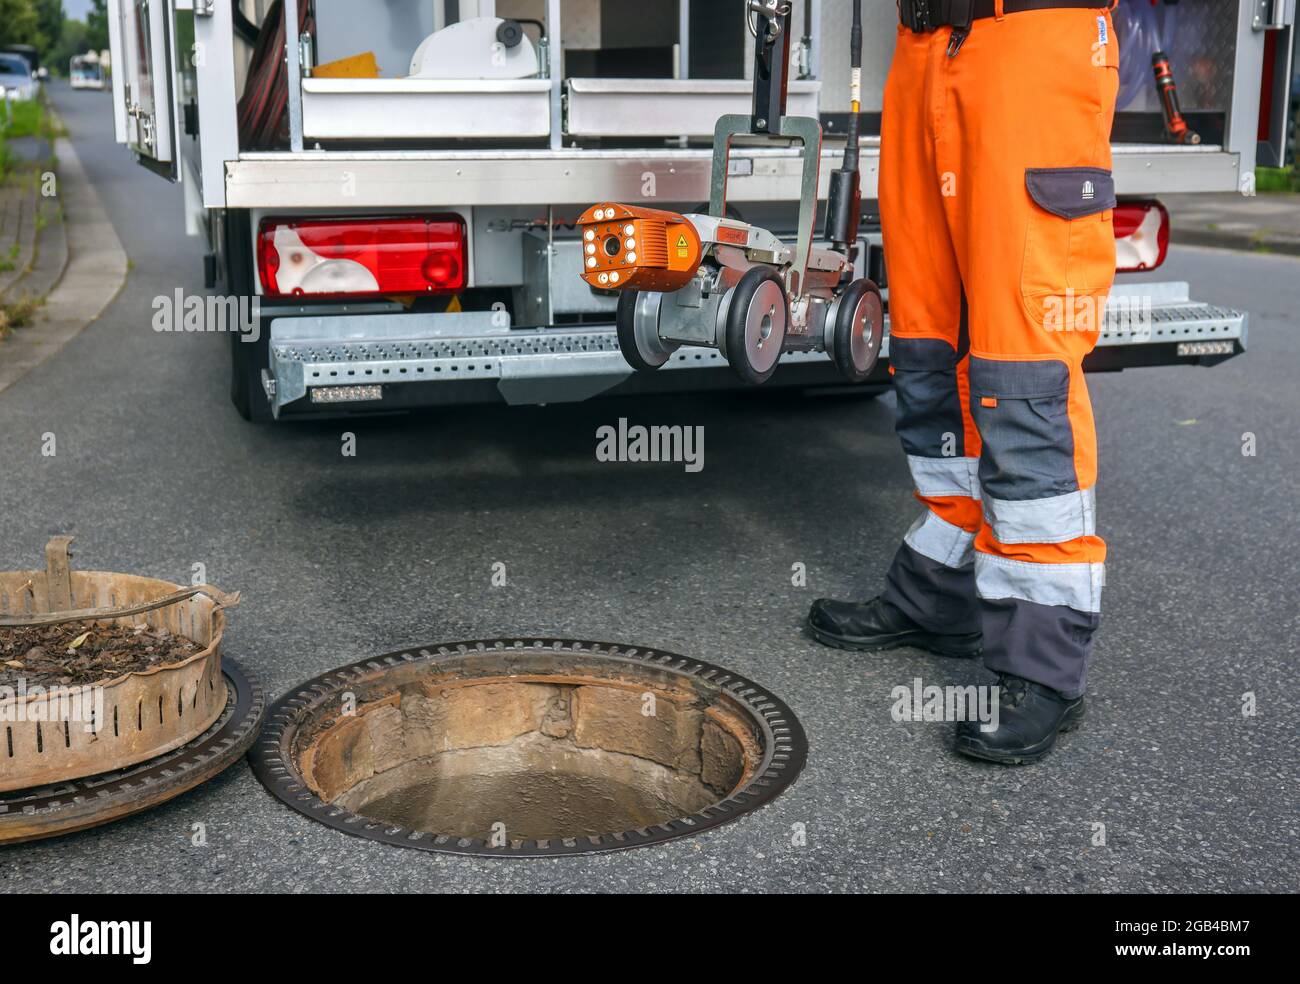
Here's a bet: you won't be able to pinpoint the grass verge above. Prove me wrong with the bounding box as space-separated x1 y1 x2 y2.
1 96 64 182
1255 166 1300 194
0 294 43 341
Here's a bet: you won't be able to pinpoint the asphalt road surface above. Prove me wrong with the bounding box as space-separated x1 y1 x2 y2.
2 83 1296 893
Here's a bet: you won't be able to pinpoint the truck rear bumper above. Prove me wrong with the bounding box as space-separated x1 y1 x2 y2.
262 281 1246 418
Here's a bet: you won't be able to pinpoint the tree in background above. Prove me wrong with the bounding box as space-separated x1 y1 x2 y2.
85 0 109 52
0 0 63 54
0 0 41 48
34 0 66 53
47 18 88 75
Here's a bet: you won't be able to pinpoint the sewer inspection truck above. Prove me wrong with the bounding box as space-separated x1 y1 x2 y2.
103 1 1292 420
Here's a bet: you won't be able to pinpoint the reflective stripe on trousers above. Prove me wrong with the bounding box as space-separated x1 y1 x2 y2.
982 487 1095 545
907 455 981 501
974 553 1104 614
905 510 976 569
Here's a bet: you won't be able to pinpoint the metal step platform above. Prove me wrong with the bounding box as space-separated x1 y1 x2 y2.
264 282 1246 416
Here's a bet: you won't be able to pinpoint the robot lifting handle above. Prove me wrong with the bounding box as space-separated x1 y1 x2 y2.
710 1 822 299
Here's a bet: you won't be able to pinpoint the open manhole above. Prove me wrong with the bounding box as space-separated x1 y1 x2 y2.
250 639 807 856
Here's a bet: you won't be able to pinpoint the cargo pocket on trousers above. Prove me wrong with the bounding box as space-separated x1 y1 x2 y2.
1021 167 1117 332
969 356 1078 502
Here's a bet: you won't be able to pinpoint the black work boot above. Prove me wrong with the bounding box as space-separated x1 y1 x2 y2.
807 596 983 657
954 673 1085 765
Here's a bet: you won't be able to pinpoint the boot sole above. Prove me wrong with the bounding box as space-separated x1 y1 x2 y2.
954 699 1087 766
808 621 983 659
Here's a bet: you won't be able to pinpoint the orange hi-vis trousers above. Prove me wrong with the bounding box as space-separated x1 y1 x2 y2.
878 5 1119 698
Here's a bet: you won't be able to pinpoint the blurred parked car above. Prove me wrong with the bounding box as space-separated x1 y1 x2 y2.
0 53 38 101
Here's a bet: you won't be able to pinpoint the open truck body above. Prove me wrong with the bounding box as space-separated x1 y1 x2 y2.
105 0 1294 420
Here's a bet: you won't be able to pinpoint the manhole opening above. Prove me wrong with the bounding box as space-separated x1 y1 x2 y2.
253 641 807 855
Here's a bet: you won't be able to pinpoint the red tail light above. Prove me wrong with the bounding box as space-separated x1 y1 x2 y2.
257 215 467 297
1113 200 1170 273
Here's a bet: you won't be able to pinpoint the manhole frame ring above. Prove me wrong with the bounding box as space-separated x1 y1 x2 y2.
248 638 808 857
0 658 265 844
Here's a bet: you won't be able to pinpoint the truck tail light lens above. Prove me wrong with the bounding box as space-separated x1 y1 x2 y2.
257 215 467 297
1113 200 1170 273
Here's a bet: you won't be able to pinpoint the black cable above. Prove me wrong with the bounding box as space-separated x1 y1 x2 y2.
842 0 862 174
232 0 260 46
823 0 864 255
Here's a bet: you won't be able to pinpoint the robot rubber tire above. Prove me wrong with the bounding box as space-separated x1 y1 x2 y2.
828 278 885 384
616 290 678 371
721 266 788 385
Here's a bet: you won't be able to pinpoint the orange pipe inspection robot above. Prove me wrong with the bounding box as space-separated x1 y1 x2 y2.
577 1 883 386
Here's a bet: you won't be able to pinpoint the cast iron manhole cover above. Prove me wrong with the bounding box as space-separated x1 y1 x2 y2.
0 659 264 844
249 639 807 856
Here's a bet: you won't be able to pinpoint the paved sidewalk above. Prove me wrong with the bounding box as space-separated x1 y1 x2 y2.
0 136 66 300
1165 192 1300 256
0 168 39 299
0 135 59 332
0 134 127 392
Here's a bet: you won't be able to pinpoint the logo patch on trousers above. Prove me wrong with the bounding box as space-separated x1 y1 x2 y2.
1082 180 1095 201
1097 16 1109 46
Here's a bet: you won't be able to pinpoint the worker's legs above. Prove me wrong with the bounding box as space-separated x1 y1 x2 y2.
877 28 982 639
808 27 985 656
940 8 1119 701
809 10 1117 714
